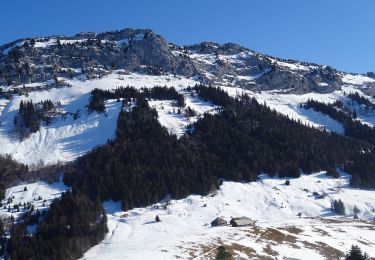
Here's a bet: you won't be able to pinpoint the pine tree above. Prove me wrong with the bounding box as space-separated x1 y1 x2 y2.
333 199 345 215
345 245 369 260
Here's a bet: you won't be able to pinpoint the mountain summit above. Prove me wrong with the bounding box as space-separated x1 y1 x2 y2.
1 28 374 94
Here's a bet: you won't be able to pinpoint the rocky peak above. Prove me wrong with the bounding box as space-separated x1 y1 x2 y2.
186 42 249 55
0 28 373 94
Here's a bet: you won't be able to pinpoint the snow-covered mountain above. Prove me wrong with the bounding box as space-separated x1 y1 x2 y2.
1 28 375 166
1 28 375 259
1 28 375 94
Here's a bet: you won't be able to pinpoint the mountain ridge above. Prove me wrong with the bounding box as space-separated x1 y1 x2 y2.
1 28 374 95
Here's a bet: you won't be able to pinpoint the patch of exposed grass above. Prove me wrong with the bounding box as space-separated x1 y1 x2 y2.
313 227 330 237
260 228 297 244
226 243 257 258
263 244 279 256
302 241 344 259
283 226 303 235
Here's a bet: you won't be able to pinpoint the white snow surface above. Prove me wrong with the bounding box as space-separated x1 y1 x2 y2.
342 74 375 86
149 92 219 137
82 172 375 260
0 179 68 223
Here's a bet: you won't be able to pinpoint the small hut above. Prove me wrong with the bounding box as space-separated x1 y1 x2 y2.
211 217 227 227
230 217 256 227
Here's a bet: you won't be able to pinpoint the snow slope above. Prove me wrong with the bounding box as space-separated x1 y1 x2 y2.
149 92 219 137
221 84 375 133
82 172 375 260
1 69 374 166
0 179 69 224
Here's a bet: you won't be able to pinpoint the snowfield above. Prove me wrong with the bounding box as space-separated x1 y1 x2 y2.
0 179 68 226
82 172 375 260
149 92 219 137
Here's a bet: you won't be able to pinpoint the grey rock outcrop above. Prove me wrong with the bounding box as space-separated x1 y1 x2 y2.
0 28 372 94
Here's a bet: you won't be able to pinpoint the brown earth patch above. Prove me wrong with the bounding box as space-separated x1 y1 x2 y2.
225 243 257 258
302 241 344 259
263 244 279 256
283 226 303 235
313 227 331 237
260 228 297 244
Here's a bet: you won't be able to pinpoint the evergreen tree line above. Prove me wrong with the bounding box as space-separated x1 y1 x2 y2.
344 151 375 188
304 99 375 145
88 86 185 113
15 100 40 135
7 191 107 260
347 92 375 109
64 85 375 213
142 86 185 107
192 85 374 182
0 154 29 200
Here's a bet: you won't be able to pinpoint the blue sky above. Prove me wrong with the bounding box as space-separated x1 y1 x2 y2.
1 0 374 73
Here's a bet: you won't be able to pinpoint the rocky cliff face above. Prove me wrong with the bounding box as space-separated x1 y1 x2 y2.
0 28 373 94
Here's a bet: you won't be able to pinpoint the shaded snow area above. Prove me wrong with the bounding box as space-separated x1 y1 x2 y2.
0 179 68 231
0 73 198 166
82 173 375 260
1 41 24 55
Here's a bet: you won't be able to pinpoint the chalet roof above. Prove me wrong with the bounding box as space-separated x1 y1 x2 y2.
230 216 255 226
211 217 227 226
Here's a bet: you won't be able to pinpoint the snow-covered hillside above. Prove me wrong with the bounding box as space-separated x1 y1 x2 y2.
81 172 375 260
1 28 375 260
148 91 219 137
221 83 375 133
0 72 198 166
0 179 69 233
1 70 374 166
